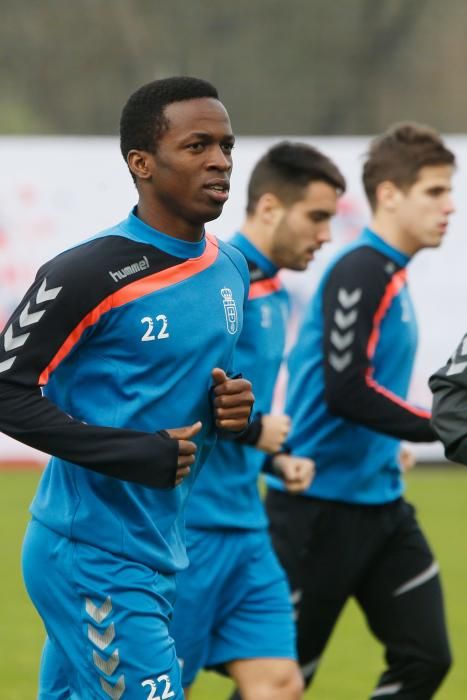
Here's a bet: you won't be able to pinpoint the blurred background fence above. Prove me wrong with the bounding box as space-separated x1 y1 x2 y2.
1 135 467 463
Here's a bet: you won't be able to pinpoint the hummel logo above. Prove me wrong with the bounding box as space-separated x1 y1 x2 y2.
86 596 112 623
88 622 115 650
109 256 149 283
328 287 361 373
101 674 126 700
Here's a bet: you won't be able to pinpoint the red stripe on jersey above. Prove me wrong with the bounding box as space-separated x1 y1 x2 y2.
364 267 431 419
366 269 407 360
38 235 219 385
248 276 282 300
365 371 431 419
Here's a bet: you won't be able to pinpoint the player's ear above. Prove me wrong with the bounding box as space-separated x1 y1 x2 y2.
256 192 285 227
375 180 401 212
127 150 153 181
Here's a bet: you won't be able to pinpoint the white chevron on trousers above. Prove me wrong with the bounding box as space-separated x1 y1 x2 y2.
338 287 362 308
86 596 113 623
93 649 120 676
371 682 402 696
88 622 115 651
290 589 302 605
301 656 320 680
100 674 126 700
393 561 439 596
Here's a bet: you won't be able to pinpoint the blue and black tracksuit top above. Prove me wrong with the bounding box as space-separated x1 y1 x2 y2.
266 228 436 505
186 232 289 530
0 209 249 573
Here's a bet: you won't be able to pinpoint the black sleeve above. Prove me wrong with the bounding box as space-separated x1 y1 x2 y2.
0 237 181 489
429 333 467 463
219 413 263 446
322 247 436 443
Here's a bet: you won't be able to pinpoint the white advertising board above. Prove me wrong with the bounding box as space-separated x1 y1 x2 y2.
1 135 466 464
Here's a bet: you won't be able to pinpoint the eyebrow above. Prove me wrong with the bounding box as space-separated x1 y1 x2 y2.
426 185 451 193
308 209 334 216
186 131 235 142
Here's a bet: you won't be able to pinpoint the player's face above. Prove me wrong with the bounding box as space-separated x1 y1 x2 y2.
271 180 338 270
145 98 234 237
394 165 455 253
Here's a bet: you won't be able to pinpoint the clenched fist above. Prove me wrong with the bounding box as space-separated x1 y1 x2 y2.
256 414 291 454
166 421 202 485
399 446 416 473
212 368 254 432
272 453 315 493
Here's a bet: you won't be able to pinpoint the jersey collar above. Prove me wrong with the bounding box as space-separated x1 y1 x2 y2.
120 207 207 259
229 232 279 278
361 228 410 268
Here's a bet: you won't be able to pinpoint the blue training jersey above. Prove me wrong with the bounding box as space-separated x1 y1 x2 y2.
266 228 435 505
185 232 289 529
0 209 249 573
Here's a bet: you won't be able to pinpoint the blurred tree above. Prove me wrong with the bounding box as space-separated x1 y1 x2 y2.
0 0 466 135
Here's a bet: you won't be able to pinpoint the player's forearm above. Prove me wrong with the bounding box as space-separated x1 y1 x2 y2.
320 246 436 441
0 381 179 487
325 375 436 442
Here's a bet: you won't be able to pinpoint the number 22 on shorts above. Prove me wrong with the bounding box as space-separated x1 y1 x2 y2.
141 674 175 699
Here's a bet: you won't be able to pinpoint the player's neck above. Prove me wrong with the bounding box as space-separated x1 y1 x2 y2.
370 214 417 257
241 219 275 262
136 200 205 243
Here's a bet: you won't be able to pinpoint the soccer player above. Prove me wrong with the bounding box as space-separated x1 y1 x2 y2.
265 123 455 698
0 77 254 700
170 141 346 700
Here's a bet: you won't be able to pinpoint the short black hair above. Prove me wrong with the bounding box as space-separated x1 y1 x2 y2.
120 76 219 162
246 141 346 214
363 122 456 210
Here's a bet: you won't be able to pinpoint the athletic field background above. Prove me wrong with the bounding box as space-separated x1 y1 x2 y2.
1 467 465 699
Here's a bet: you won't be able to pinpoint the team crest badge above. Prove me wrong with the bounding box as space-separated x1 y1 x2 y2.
221 287 238 334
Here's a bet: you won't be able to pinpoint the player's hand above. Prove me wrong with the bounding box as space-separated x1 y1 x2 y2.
166 421 202 485
211 368 254 432
256 414 291 454
272 453 315 493
399 446 416 473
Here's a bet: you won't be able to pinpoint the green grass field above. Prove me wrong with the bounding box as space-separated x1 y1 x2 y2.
1 467 466 699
